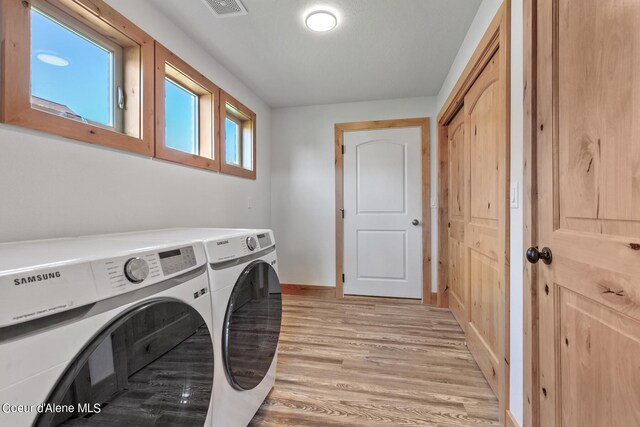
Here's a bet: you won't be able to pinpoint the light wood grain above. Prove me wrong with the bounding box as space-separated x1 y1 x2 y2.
464 50 505 402
448 109 468 329
522 0 538 425
281 284 337 298
334 118 431 303
219 90 257 179
0 0 155 156
534 0 640 425
437 121 450 308
437 4 510 423
154 42 221 171
250 295 499 426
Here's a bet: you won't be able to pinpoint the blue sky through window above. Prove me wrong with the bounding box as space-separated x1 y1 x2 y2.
30 8 112 126
225 117 240 164
165 79 198 155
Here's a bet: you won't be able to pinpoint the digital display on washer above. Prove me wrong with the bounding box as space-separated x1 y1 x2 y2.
158 246 197 275
159 249 181 259
257 233 272 248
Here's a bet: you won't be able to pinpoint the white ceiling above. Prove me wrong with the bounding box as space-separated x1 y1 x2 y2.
149 0 482 108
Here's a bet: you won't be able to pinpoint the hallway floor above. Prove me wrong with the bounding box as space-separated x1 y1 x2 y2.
250 295 499 426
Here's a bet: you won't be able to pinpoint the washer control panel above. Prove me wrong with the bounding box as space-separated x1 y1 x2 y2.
92 245 201 299
158 246 197 275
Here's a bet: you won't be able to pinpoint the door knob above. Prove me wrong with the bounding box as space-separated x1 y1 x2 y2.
526 247 552 265
412 219 420 226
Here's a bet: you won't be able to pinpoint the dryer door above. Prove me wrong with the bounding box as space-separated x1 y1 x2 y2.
223 260 282 390
35 300 214 427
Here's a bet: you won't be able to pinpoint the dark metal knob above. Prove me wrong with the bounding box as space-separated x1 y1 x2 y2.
526 247 552 265
412 219 420 226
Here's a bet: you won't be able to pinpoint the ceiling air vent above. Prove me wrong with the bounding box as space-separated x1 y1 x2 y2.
201 0 248 17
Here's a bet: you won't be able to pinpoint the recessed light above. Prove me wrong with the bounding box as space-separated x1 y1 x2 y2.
305 11 337 32
36 52 69 67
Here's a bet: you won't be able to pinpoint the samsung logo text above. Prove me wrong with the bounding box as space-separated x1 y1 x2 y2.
13 271 61 286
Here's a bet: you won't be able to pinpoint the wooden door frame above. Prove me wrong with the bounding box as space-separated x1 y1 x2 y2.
436 2 511 424
522 0 538 425
334 118 432 304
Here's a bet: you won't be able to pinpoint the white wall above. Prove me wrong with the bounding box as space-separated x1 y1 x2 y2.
436 0 525 424
271 97 438 291
509 0 524 423
0 0 272 243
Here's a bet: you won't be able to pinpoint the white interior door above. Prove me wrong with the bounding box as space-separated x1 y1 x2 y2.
343 127 422 299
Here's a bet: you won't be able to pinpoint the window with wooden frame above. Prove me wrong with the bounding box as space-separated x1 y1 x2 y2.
154 42 220 171
220 91 256 179
0 0 155 155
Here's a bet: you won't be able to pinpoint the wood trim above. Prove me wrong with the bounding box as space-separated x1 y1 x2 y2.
335 124 345 299
507 410 520 427
437 123 450 308
280 284 336 298
219 90 257 180
154 42 221 171
0 0 154 156
438 8 504 124
334 118 431 304
430 292 438 304
436 2 511 424
523 0 538 425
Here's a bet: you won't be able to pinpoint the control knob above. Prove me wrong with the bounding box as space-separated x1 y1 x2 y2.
246 236 258 251
124 257 149 283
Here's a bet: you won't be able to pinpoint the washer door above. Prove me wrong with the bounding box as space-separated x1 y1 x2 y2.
223 260 282 390
36 300 214 427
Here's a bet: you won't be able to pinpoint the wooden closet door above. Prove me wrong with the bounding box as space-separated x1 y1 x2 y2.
463 50 507 396
536 0 640 425
447 109 469 329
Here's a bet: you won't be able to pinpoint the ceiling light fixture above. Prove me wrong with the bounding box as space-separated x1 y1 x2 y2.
305 10 337 32
36 52 69 67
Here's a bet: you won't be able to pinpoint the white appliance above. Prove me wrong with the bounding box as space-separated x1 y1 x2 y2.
105 228 282 427
0 236 216 427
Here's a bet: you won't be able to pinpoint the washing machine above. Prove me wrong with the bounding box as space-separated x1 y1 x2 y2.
0 235 216 426
103 228 282 426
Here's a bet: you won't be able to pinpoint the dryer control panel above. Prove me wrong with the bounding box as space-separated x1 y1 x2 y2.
208 230 275 263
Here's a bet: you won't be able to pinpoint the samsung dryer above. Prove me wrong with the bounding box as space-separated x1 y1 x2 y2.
0 235 216 426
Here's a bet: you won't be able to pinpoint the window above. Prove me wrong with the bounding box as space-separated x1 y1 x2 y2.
30 5 122 130
225 116 241 165
165 79 198 155
1 0 154 155
220 91 256 179
155 43 220 171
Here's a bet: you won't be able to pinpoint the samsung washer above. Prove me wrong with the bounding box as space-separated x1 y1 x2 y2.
0 235 216 426
102 228 282 426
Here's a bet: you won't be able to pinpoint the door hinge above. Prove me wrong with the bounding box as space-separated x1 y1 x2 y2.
339 208 344 218
341 145 345 154
342 273 345 283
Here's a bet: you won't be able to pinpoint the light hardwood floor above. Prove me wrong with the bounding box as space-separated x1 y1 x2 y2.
250 295 499 426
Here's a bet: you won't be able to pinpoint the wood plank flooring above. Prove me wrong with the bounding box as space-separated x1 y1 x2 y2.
250 295 499 426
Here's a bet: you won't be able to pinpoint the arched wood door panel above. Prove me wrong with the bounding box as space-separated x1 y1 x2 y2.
463 51 506 396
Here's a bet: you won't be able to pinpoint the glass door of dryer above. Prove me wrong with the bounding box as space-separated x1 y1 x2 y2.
36 300 214 427
223 261 282 390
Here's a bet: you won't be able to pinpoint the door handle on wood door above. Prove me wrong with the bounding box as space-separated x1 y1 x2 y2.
526 247 552 265
412 219 420 226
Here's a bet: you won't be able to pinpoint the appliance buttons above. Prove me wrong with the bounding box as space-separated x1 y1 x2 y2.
124 257 150 283
246 236 258 251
